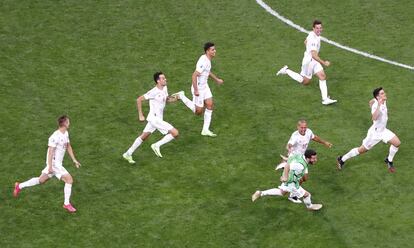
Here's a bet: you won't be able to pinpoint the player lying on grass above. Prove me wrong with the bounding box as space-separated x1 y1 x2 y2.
176 42 224 137
276 20 337 105
275 119 332 203
14 115 81 213
337 87 401 172
123 72 180 163
252 149 323 211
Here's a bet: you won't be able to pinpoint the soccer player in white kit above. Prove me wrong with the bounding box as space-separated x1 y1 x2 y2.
252 149 323 211
276 20 337 105
122 72 180 163
13 115 81 213
176 42 224 137
337 87 401 172
275 119 333 203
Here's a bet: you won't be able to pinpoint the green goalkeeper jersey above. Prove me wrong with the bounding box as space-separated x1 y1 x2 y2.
284 154 309 189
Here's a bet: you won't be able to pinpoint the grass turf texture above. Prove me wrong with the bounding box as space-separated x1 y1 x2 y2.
0 0 413 247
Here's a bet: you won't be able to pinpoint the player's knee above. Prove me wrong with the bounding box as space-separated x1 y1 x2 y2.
195 108 203 115
302 78 311 85
63 175 73 184
170 129 179 137
39 177 47 184
392 137 401 147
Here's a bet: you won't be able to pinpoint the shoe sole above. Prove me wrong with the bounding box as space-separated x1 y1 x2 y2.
122 155 135 164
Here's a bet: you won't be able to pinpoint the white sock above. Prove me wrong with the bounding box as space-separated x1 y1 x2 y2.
388 145 399 162
303 195 312 208
261 188 283 196
155 134 174 147
286 69 304 83
202 109 213 131
319 80 328 100
180 94 196 113
126 137 143 155
64 183 72 205
342 148 360 162
19 177 40 189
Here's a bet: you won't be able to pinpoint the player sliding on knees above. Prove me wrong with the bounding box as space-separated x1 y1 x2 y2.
175 42 224 137
123 72 180 163
13 115 81 213
275 119 332 204
252 149 323 211
337 87 401 172
276 20 337 105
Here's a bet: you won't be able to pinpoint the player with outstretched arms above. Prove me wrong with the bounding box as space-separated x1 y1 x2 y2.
252 149 323 211
337 87 401 172
13 115 81 213
276 20 337 105
123 72 180 163
176 42 224 137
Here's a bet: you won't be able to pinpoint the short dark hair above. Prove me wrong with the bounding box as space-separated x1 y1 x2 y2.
313 20 322 27
304 149 317 159
204 42 215 52
58 115 69 127
373 87 383 99
153 71 164 83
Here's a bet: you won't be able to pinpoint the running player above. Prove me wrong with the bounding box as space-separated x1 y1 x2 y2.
13 115 81 213
123 72 180 163
176 42 224 137
276 20 337 105
252 149 323 211
337 87 401 172
275 119 333 203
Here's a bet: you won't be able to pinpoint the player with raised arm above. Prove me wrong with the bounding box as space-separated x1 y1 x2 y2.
175 42 224 137
275 119 332 203
13 115 81 213
122 72 180 163
252 149 323 211
276 20 337 105
337 87 401 172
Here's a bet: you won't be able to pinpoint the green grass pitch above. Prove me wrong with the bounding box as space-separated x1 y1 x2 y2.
1 0 413 247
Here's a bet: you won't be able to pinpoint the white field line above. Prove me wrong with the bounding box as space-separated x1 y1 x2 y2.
256 0 414 71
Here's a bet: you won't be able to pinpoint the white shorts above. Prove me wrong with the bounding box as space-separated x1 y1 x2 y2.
279 183 306 198
362 127 396 150
144 118 174 135
300 59 324 79
191 86 213 108
41 163 69 180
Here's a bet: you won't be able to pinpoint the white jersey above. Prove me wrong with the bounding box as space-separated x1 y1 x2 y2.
195 54 211 91
288 128 315 155
143 86 168 121
47 130 69 166
370 100 388 131
302 31 321 65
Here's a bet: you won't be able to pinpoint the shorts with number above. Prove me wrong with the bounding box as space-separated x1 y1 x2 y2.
191 86 213 108
278 182 306 198
362 127 396 150
300 59 323 79
144 118 174 135
41 163 69 180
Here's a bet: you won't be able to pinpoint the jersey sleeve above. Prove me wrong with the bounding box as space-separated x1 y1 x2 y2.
371 100 379 114
308 129 315 139
288 133 296 145
48 134 58 147
195 56 206 73
307 36 318 52
143 88 157 100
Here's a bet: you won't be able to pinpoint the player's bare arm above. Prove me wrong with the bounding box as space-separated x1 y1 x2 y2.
47 146 55 173
286 143 293 155
192 70 201 96
209 72 223 84
67 143 81 168
311 50 330 67
371 98 384 121
369 98 376 108
312 135 333 148
280 163 290 182
136 95 146 122
300 174 309 184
